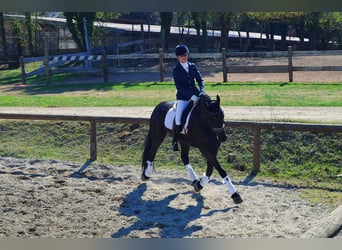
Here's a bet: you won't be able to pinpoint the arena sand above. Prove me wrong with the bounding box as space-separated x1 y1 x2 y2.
0 156 331 238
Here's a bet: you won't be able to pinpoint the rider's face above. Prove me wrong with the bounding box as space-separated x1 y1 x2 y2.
177 54 188 63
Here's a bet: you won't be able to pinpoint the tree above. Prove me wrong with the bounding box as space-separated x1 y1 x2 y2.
191 12 209 52
160 12 173 50
238 13 252 51
63 12 96 52
215 12 233 51
24 12 34 56
248 12 305 51
10 18 23 57
319 12 342 49
0 12 8 60
95 12 122 22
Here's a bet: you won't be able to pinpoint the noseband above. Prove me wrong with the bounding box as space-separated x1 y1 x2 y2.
213 124 225 133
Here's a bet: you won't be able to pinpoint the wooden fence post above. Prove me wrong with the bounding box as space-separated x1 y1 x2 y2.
288 46 293 82
101 51 108 83
159 48 164 82
252 125 261 174
44 37 50 84
222 48 227 82
90 120 97 161
19 56 26 84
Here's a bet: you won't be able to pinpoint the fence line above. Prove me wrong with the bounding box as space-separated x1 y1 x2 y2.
0 112 341 174
19 47 342 84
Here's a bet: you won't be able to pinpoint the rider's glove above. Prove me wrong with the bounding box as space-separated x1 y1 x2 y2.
191 95 199 102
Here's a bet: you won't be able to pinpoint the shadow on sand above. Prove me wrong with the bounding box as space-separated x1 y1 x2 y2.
111 183 232 238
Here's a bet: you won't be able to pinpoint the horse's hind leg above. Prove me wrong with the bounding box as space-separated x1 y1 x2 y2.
141 127 167 180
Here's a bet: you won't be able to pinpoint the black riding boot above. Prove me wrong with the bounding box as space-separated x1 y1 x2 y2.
172 124 182 151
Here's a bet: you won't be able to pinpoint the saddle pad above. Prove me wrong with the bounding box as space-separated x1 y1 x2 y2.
164 105 195 135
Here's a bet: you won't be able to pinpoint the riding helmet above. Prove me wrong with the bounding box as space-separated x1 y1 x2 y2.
175 44 189 56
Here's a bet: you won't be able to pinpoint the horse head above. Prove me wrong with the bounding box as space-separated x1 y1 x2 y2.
199 94 227 142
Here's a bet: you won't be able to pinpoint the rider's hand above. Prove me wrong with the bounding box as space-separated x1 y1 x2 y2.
191 95 199 102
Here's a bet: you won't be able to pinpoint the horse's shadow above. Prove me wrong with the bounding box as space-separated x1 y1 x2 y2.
111 183 231 238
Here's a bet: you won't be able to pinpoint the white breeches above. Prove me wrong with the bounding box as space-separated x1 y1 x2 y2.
175 99 192 125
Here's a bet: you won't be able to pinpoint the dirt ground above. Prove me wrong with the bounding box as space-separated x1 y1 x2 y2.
0 156 333 238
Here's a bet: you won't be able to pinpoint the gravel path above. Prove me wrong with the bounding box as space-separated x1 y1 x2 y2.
0 106 342 123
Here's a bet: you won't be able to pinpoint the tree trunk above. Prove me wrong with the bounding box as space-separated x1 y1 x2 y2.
219 13 229 50
0 12 8 60
24 12 34 56
63 12 96 52
160 12 173 50
280 23 288 51
200 16 207 52
191 12 201 52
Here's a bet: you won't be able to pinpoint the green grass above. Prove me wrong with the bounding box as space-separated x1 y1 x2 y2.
0 61 86 85
1 63 342 107
0 81 341 107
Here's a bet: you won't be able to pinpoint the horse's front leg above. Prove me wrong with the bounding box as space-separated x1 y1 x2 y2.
212 158 243 204
190 159 215 192
180 142 199 185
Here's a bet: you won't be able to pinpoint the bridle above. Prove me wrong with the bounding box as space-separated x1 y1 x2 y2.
199 94 227 141
205 103 225 133
213 124 225 133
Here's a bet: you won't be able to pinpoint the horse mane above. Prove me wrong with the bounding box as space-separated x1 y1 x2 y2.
207 102 220 114
200 94 221 114
200 93 211 105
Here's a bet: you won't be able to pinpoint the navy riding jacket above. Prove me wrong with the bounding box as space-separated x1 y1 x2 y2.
173 62 205 100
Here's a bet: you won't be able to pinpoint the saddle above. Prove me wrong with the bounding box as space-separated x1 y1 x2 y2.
164 101 197 135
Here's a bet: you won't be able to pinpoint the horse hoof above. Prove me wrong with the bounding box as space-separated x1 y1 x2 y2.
141 172 150 181
192 179 203 192
231 192 243 204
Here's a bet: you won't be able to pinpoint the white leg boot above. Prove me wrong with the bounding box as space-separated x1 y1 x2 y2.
223 176 243 204
144 160 153 178
222 176 237 195
200 173 210 187
185 164 198 181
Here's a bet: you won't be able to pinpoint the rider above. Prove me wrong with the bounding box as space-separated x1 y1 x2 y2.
172 44 205 151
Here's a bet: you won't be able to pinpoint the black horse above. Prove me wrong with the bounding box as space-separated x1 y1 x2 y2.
141 94 243 204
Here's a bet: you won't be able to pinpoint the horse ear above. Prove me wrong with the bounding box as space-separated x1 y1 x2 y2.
216 95 220 105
